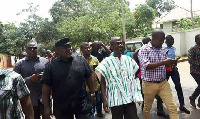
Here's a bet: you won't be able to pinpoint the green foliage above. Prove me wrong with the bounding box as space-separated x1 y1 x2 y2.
173 16 200 32
146 0 175 17
51 0 135 45
133 4 155 37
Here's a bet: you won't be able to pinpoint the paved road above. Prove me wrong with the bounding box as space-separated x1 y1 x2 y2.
95 61 200 119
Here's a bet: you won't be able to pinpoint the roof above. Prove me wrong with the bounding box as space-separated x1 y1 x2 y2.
157 6 200 23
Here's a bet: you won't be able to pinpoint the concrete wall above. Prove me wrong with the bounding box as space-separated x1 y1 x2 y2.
127 28 200 56
163 22 173 33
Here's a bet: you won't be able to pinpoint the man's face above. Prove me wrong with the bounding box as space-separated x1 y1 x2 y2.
81 44 91 56
26 43 38 59
152 35 165 48
111 39 124 54
57 44 72 59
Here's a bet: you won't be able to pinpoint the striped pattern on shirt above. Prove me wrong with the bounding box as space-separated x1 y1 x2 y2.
138 43 167 81
0 68 30 119
96 55 142 107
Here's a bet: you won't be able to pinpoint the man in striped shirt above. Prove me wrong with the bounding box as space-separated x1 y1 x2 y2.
0 67 34 119
95 37 142 119
139 30 178 119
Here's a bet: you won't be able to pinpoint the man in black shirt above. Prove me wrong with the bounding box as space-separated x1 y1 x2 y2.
41 38 95 119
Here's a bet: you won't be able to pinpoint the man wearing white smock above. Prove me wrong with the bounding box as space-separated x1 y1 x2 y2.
95 37 142 119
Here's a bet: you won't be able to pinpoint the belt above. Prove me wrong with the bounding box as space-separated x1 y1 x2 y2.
147 79 165 83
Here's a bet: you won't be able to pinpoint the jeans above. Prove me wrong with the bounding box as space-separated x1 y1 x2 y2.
96 89 103 114
190 73 200 104
89 89 102 119
166 67 185 106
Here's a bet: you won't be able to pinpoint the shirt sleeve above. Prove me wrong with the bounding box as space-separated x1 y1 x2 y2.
95 58 108 79
16 75 30 99
138 48 150 71
188 47 200 65
41 62 53 86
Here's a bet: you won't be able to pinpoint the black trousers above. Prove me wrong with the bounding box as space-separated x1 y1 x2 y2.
111 102 138 119
190 73 200 104
166 67 185 106
33 100 44 119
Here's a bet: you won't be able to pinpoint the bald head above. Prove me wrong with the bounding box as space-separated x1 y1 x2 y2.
152 30 165 39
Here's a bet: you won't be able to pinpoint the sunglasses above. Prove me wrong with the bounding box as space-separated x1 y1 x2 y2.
27 47 37 50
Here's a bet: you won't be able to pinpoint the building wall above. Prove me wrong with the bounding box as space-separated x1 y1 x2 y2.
163 22 173 33
127 28 200 56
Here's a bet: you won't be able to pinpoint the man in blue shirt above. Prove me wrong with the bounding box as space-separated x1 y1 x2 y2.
165 35 190 114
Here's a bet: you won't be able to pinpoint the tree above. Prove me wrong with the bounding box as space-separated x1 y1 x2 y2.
133 4 155 37
146 0 175 16
50 0 135 45
173 16 200 32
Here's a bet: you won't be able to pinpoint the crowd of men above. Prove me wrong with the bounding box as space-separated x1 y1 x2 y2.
0 29 200 119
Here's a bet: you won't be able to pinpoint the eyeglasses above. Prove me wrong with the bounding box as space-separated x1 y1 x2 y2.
27 47 37 50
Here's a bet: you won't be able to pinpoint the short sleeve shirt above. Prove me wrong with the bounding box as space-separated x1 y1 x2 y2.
96 55 142 107
41 56 93 116
0 68 30 119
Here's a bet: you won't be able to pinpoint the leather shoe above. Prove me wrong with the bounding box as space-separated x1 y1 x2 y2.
97 112 103 118
189 96 196 108
180 106 190 114
157 111 169 118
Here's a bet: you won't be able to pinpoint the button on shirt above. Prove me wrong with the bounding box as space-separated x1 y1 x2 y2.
0 68 30 119
138 43 167 81
96 55 142 107
188 45 200 74
165 46 176 59
13 56 48 106
41 56 93 116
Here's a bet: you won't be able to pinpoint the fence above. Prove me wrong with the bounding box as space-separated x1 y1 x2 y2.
0 56 13 68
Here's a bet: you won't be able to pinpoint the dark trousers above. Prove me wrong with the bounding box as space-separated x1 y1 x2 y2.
166 67 185 106
139 78 164 112
89 90 102 119
33 101 44 119
190 73 200 104
56 113 90 119
95 89 102 114
111 102 138 119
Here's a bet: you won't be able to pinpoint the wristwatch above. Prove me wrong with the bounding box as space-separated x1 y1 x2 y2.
91 93 96 97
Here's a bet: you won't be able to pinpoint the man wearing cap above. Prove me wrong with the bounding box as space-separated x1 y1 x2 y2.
41 38 95 119
13 39 49 119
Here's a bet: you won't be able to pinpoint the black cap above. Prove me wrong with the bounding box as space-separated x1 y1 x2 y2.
55 37 71 47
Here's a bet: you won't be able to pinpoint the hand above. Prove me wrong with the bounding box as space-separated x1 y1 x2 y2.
44 106 52 119
162 59 177 67
30 73 41 82
103 100 110 113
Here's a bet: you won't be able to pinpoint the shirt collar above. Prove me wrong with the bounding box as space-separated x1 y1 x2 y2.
55 56 74 62
25 56 40 61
